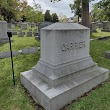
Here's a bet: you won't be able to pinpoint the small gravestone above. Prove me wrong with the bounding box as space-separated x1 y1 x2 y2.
17 21 22 27
103 21 110 30
18 32 24 37
98 22 103 29
11 24 16 28
38 22 53 35
22 47 38 54
21 23 28 30
31 22 36 27
90 22 97 32
12 31 17 35
0 50 18 59
26 32 32 37
8 23 11 28
8 30 17 35
0 21 9 44
21 23 109 110
105 51 110 59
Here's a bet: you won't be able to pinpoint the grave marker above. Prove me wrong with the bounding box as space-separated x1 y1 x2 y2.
21 23 109 110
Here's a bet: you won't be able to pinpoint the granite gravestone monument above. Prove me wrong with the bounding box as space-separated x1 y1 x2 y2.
0 21 9 44
21 23 109 110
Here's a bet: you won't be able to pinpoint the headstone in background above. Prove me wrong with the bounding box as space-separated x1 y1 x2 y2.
38 22 53 36
21 22 28 30
22 47 38 54
21 23 109 110
8 29 17 35
18 32 24 37
26 32 32 37
11 31 17 35
17 21 22 27
90 22 97 32
97 22 103 29
105 50 110 59
8 23 11 28
0 50 18 59
34 32 40 40
0 21 9 44
11 24 16 28
103 21 110 30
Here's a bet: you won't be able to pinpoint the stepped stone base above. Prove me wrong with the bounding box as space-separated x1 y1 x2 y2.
21 65 109 110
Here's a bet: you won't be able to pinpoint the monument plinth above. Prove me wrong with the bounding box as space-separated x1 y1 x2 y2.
21 23 109 110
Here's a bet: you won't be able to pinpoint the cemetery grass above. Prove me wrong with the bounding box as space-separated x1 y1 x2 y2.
66 40 110 110
1 34 110 110
0 35 40 52
91 29 110 39
0 52 41 110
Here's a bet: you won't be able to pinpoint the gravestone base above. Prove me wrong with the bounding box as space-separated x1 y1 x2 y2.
21 62 109 110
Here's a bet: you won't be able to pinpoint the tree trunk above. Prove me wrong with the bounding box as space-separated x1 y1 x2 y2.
81 0 90 28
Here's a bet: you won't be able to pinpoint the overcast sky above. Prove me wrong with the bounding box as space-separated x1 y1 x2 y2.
27 0 100 18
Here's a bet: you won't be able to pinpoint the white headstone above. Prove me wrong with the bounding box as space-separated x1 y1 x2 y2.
21 23 109 110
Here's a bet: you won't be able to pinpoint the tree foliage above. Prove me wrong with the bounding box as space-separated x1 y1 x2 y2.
0 0 19 22
50 0 96 27
91 0 110 21
0 0 44 23
52 13 59 22
70 0 81 22
44 10 52 22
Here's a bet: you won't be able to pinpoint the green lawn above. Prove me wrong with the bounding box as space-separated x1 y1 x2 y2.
0 30 110 110
0 35 40 52
91 29 110 39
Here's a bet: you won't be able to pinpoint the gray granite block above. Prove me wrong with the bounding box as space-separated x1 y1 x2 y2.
26 32 32 37
22 47 38 54
21 67 109 110
21 23 109 110
105 50 110 59
18 32 24 37
0 50 18 59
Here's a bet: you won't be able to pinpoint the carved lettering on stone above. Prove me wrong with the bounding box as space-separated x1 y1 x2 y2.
61 41 85 52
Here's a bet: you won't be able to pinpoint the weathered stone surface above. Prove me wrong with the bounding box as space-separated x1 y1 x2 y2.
21 23 109 110
105 50 110 59
21 23 28 30
26 32 32 37
0 21 9 43
98 22 103 29
22 47 38 54
103 21 110 29
21 67 109 110
0 50 18 59
90 22 97 32
11 24 16 28
18 32 24 37
9 31 17 35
